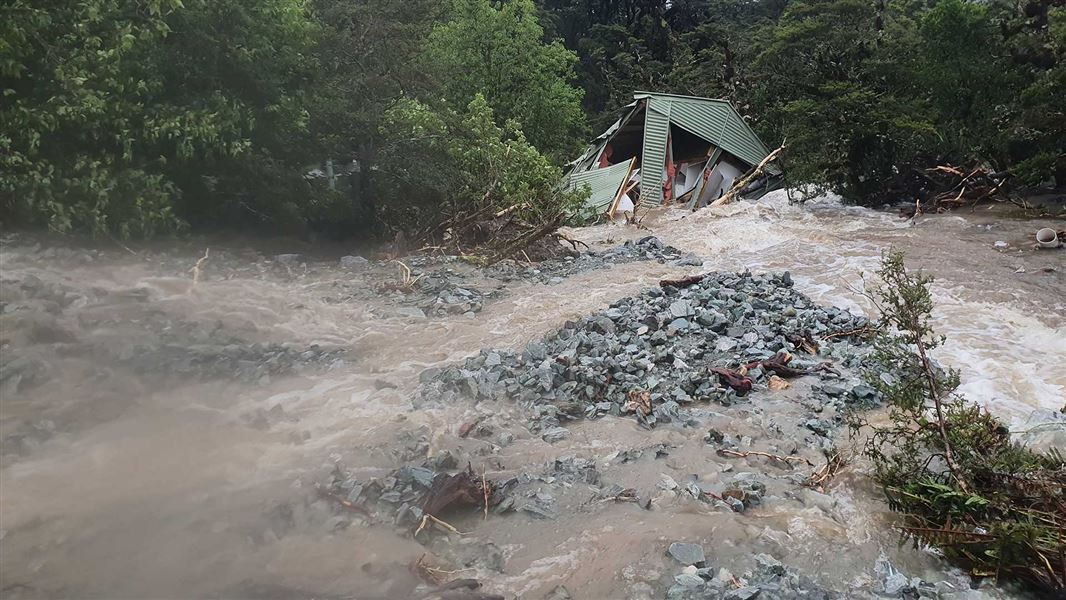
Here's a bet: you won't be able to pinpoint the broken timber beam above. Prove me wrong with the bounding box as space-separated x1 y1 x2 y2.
708 143 785 208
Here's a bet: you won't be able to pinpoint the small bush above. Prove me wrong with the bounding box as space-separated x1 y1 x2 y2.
373 94 585 249
858 250 1065 593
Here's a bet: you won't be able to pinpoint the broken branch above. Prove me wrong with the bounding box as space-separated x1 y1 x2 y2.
708 143 786 207
717 448 812 466
659 273 706 289
414 513 464 537
187 247 210 291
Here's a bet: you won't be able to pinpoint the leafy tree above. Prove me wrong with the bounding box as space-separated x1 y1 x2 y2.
538 0 676 123
914 0 1018 162
750 0 935 197
575 24 675 129
668 0 784 110
422 0 587 161
300 0 444 236
374 94 584 240
1 0 186 236
152 0 319 231
994 1 1066 185
0 0 318 237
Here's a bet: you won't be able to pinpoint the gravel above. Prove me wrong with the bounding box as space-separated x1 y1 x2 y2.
483 236 687 284
419 270 878 433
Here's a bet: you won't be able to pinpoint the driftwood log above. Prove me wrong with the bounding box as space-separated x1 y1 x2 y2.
708 143 786 207
420 466 491 518
659 274 706 288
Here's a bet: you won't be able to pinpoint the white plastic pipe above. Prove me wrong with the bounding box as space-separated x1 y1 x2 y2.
1036 228 1060 248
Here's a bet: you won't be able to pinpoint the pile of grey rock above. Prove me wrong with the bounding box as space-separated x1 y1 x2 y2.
662 545 943 599
664 547 843 599
415 271 490 317
484 236 687 284
339 237 691 320
325 452 464 529
419 270 878 432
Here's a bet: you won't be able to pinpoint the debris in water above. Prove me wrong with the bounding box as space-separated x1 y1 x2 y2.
716 448 811 467
660 274 706 289
420 466 494 522
807 450 848 491
767 374 790 390
710 367 753 396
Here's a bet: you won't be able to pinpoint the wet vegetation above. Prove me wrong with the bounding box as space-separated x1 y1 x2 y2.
2 0 1065 239
857 251 1066 593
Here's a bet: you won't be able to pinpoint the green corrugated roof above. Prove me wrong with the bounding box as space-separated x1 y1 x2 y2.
635 92 772 205
639 97 672 206
569 100 641 173
564 158 635 216
570 92 776 208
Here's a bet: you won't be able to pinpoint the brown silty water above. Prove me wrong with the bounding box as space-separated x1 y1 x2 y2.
1 192 1063 599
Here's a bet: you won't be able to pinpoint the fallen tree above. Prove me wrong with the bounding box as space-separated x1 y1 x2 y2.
377 95 588 264
856 250 1066 593
899 163 1014 217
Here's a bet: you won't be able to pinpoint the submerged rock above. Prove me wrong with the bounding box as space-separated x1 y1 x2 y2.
339 255 369 270
666 542 706 567
540 426 570 444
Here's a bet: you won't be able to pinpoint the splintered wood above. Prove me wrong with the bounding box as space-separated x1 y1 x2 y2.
709 143 786 207
807 451 847 491
624 390 652 416
187 247 210 293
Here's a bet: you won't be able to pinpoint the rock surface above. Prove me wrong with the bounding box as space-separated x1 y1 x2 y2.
419 270 876 433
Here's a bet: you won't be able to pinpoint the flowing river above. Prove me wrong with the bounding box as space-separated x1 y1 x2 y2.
1 192 1063 599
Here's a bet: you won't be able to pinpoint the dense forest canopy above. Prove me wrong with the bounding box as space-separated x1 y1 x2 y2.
1 0 1063 238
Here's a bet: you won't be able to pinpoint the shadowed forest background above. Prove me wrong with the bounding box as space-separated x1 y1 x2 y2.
2 0 1064 239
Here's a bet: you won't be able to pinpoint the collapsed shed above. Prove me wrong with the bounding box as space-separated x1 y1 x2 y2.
565 92 778 220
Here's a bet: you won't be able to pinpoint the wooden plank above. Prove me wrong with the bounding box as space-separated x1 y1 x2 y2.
606 158 637 219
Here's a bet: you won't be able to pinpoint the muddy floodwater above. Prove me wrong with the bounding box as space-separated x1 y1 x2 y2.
1 193 1063 599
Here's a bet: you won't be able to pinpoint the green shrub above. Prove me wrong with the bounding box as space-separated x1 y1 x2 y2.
374 94 584 241
858 250 1066 593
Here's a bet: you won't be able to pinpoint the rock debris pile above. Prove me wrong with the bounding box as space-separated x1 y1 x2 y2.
410 270 496 318
419 270 879 431
484 236 688 284
334 236 688 319
656 544 944 599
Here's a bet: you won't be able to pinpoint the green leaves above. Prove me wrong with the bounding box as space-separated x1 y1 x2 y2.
1 0 317 236
420 0 587 161
863 251 1066 594
376 94 581 234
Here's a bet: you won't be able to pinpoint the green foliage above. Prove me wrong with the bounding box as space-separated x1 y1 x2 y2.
541 0 1065 201
375 95 583 236
1 0 585 239
751 0 936 197
6 0 1065 237
421 0 587 161
1005 4 1066 185
574 24 674 129
858 250 1066 593
915 0 1018 160
1 0 317 237
1 0 184 236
